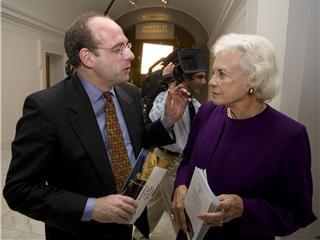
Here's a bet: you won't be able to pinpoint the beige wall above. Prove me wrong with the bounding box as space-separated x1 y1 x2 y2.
1 7 65 149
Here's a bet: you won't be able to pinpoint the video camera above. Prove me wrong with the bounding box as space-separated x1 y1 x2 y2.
159 48 207 88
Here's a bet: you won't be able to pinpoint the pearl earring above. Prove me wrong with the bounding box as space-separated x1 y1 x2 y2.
248 88 254 95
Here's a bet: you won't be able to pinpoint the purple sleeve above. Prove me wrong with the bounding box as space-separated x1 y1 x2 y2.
174 102 214 188
239 127 316 236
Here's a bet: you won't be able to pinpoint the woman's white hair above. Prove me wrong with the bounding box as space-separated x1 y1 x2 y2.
211 33 280 102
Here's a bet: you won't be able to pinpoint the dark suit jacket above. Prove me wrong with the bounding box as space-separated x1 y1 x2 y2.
3 74 174 240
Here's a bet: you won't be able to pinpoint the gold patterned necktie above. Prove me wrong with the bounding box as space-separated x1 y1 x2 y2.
103 92 132 193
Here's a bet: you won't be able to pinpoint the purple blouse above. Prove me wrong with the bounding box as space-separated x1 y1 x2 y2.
175 101 316 240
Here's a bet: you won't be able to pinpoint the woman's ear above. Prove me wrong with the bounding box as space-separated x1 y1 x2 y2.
79 48 94 69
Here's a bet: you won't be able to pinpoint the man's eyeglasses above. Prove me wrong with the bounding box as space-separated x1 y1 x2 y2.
98 42 132 55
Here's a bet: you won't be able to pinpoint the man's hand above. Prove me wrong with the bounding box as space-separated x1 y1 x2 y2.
162 62 175 76
163 84 190 126
162 62 176 90
92 194 137 224
171 185 188 233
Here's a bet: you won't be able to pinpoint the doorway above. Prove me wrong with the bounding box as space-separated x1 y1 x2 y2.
140 43 174 74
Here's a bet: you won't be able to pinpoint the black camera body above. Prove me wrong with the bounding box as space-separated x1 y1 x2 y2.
160 48 207 88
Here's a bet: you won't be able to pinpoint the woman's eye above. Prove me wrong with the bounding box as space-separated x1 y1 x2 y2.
219 71 226 79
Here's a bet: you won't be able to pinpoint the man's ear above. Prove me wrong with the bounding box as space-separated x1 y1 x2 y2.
79 48 94 69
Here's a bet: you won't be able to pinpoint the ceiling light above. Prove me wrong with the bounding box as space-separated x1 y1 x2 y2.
128 0 136 5
128 0 168 6
161 0 168 7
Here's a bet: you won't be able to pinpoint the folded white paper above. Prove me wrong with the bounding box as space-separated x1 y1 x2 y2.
185 167 219 240
122 148 170 224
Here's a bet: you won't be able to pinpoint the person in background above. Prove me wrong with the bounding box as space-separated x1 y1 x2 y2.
140 69 165 125
140 49 181 125
171 33 316 239
3 11 190 240
147 50 207 236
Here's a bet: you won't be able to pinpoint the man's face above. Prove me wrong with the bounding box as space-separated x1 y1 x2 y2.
88 17 135 87
184 71 207 95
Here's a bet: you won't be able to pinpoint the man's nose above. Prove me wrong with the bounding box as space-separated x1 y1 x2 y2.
129 49 135 60
124 48 135 60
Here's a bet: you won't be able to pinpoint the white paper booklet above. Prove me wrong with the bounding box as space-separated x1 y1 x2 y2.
122 148 170 224
185 167 219 240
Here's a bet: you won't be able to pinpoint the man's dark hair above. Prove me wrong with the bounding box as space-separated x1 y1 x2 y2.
64 11 104 68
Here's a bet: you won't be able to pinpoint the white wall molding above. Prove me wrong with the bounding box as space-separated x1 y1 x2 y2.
207 0 246 47
116 7 209 48
1 3 65 150
1 3 65 38
244 0 290 111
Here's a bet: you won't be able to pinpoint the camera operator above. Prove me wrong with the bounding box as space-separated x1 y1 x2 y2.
147 49 207 236
141 50 180 125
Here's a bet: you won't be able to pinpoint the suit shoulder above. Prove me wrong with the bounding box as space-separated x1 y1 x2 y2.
118 82 139 92
27 76 71 106
116 82 140 99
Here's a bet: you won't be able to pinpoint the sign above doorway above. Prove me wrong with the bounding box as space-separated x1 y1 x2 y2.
136 22 174 39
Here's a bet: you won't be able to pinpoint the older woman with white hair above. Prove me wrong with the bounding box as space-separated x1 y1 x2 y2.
171 33 316 240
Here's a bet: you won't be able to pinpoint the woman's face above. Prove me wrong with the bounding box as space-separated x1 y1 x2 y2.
209 51 251 106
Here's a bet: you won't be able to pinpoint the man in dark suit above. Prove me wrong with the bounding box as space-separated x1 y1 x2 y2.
3 11 189 240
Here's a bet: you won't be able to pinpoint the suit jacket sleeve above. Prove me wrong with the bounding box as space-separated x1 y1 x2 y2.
3 94 87 231
115 83 174 154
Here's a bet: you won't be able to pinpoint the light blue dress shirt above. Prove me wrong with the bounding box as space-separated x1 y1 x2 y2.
78 75 135 221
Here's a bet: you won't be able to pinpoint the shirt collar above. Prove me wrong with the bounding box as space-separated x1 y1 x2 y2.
77 74 115 103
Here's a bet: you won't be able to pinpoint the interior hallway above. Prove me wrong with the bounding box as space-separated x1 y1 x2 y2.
1 0 319 238
1 148 176 240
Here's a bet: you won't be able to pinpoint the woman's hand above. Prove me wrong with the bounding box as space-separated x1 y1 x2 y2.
171 185 188 233
198 194 244 227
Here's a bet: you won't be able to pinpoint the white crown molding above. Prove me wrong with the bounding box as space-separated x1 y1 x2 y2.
207 0 246 47
1 3 65 38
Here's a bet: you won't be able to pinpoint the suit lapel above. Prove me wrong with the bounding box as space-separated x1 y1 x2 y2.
66 75 116 192
114 85 141 156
